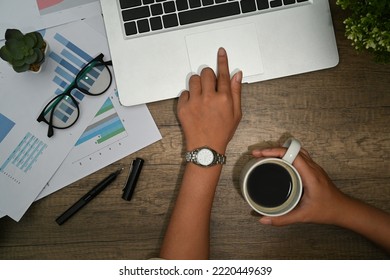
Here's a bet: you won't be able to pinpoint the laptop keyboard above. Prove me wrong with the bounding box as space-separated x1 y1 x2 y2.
119 0 310 37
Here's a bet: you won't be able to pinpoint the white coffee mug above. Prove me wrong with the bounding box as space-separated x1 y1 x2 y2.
240 138 303 216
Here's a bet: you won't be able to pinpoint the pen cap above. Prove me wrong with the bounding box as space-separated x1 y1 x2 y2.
122 158 144 201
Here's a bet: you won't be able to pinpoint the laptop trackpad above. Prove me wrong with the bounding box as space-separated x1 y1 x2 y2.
185 23 264 77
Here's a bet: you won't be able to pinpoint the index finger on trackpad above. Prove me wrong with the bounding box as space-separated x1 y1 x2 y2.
185 23 264 77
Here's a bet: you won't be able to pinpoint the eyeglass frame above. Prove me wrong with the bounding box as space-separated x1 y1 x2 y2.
37 53 113 138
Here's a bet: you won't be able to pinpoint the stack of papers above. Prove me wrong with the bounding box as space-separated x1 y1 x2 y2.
0 1 162 221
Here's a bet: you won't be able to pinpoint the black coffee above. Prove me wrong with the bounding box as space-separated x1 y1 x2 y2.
247 163 292 208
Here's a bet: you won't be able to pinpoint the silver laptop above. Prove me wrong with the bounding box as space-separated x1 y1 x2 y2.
100 0 339 106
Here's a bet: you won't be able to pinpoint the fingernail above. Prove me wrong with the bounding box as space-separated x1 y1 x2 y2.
218 47 226 56
235 71 243 83
260 217 272 225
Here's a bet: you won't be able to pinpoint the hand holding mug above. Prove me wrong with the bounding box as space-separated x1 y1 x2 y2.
251 143 348 226
240 138 303 217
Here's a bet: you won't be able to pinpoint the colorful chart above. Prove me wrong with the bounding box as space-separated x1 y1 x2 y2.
0 132 48 173
49 32 93 93
36 0 64 10
0 113 15 143
75 96 127 146
47 33 110 128
36 0 97 15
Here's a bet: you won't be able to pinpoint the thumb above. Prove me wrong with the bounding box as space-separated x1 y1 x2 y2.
231 71 242 114
231 71 242 94
259 211 302 226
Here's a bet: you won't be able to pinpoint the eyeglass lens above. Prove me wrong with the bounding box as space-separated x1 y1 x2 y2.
41 61 111 130
77 62 112 95
41 93 79 129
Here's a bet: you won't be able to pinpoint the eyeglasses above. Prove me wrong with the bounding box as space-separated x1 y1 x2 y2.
37 53 113 138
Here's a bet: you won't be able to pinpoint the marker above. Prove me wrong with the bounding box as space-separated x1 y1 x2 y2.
122 158 144 201
56 168 123 225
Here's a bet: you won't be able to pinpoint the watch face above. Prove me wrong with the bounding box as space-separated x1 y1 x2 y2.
197 148 215 166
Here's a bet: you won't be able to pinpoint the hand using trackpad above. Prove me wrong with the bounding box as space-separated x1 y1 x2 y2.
185 23 264 77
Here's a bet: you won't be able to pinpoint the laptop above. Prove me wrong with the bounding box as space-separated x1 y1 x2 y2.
100 0 339 106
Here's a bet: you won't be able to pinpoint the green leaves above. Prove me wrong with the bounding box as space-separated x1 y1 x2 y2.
5 38 26 60
0 45 13 62
13 63 30 73
4 29 24 40
0 28 46 72
25 31 44 49
336 0 390 63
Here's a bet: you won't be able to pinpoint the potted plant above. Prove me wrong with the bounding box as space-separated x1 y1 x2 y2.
336 0 390 63
0 29 48 73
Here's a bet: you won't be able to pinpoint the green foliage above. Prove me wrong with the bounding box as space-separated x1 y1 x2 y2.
0 29 46 72
336 0 390 63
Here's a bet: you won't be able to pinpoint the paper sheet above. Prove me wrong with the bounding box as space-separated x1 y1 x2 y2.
37 91 161 199
0 20 115 221
0 0 101 40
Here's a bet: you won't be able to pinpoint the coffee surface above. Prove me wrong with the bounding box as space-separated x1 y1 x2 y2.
247 163 292 208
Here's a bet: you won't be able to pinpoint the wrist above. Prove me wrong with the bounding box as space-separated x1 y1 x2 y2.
185 146 226 167
185 142 227 155
329 194 359 227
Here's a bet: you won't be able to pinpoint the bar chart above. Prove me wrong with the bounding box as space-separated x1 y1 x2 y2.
47 33 93 127
0 132 48 175
75 96 127 146
46 33 113 131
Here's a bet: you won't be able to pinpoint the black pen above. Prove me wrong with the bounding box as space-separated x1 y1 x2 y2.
122 158 144 201
56 168 123 225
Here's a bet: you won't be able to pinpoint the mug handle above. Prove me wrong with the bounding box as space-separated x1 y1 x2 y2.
282 138 301 164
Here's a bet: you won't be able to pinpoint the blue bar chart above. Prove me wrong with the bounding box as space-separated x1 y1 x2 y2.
47 33 95 127
0 132 48 174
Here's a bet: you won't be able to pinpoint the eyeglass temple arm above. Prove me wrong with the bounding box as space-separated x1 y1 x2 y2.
47 124 54 138
37 111 54 138
37 113 54 138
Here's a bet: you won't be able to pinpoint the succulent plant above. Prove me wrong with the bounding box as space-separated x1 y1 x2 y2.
0 29 46 73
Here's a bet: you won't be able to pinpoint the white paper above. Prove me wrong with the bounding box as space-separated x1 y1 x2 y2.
37 91 161 199
0 0 101 40
0 20 114 221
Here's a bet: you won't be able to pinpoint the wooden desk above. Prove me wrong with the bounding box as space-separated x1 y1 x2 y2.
1 1 389 259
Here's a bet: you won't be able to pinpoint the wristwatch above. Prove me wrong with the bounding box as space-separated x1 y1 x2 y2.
185 146 226 167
